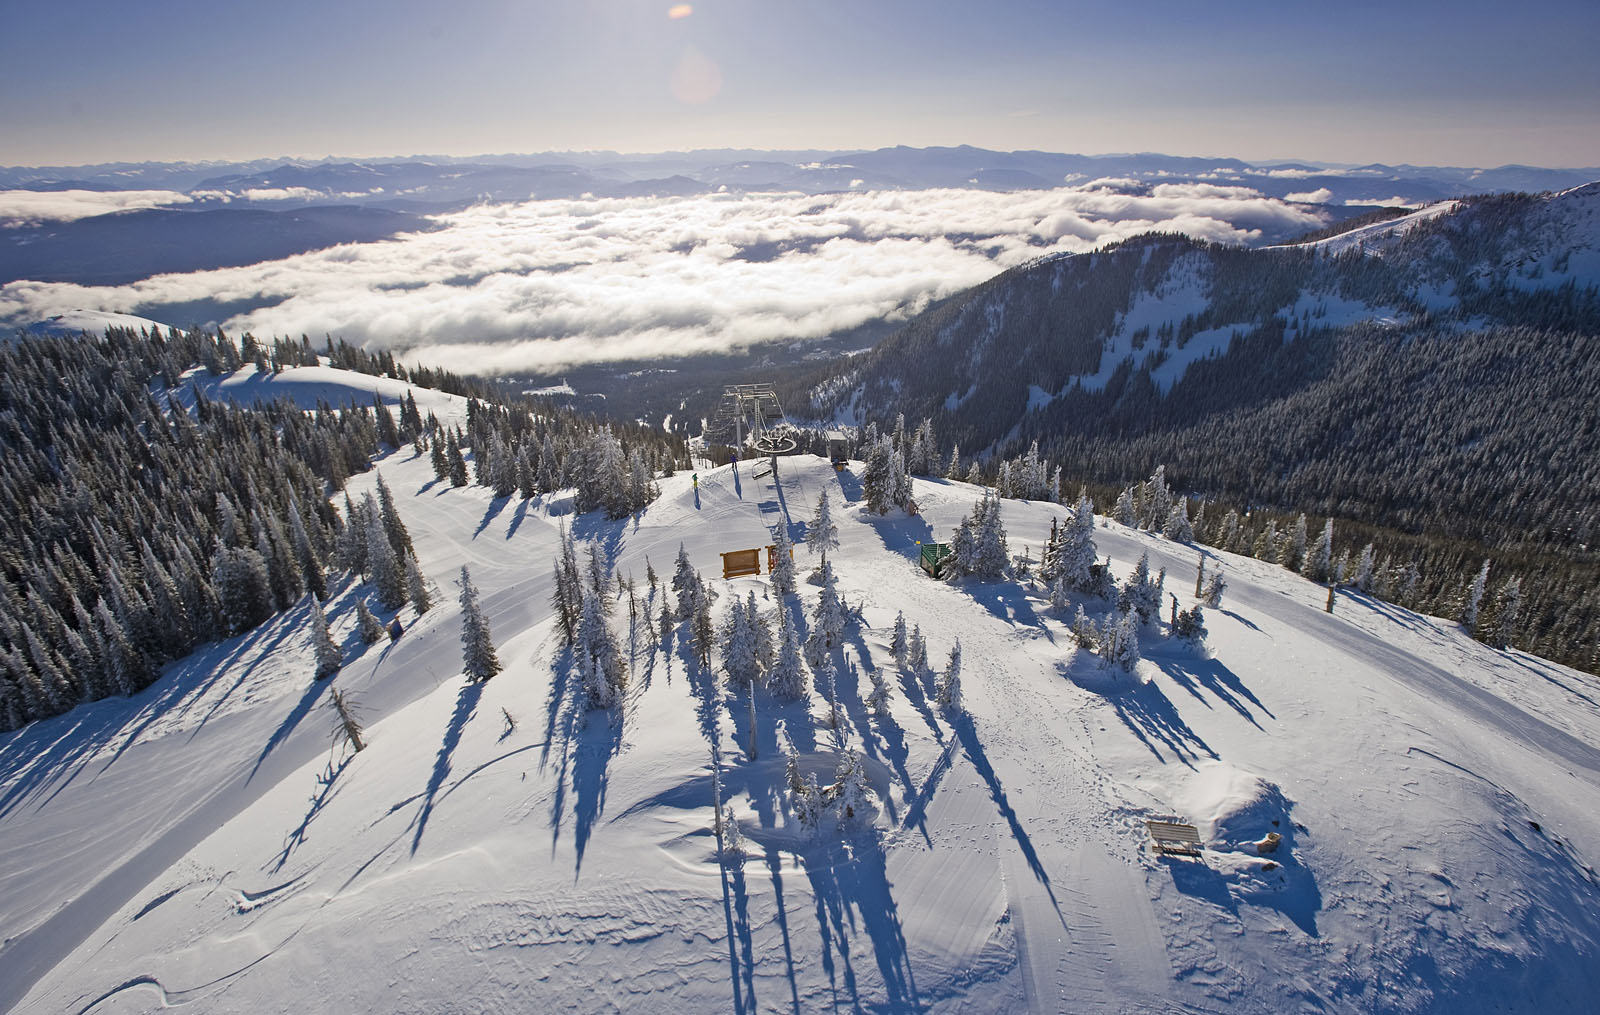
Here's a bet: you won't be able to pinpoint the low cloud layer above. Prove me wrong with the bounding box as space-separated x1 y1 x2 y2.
1 183 1325 374
0 189 192 226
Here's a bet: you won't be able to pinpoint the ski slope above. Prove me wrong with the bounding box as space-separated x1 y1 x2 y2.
3 443 1599 1014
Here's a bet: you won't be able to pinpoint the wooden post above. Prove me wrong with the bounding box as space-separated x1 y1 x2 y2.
1325 583 1336 613
1195 557 1205 598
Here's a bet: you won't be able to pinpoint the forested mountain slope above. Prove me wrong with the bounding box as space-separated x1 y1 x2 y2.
787 185 1600 553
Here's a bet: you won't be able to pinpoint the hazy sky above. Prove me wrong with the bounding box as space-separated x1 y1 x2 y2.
3 0 1598 167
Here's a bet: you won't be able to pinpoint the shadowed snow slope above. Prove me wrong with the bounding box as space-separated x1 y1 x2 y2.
2 445 1598 1014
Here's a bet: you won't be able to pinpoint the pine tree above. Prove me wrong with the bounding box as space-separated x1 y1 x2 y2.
1119 552 1160 623
808 490 839 555
937 639 963 711
889 610 908 666
1486 577 1522 649
1113 485 1137 526
405 554 432 614
691 575 715 668
374 470 416 559
805 553 847 664
1356 543 1376 592
311 597 342 679
673 543 698 619
356 597 385 644
459 565 501 681
907 624 928 675
578 578 625 708
1202 568 1227 608
1142 466 1172 532
866 666 891 715
770 526 797 599
1163 498 1194 542
658 596 675 650
365 501 406 610
1459 560 1491 633
832 749 872 823
768 604 810 702
862 438 895 515
1286 514 1309 573
720 594 758 687
1303 518 1334 583
211 541 273 635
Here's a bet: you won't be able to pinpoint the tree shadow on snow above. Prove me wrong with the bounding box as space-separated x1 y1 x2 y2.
803 834 923 1012
505 495 534 540
1105 678 1218 770
953 578 1045 631
410 679 483 855
949 712 1067 930
472 494 512 539
271 750 354 873
1151 651 1275 727
570 709 625 876
833 467 862 504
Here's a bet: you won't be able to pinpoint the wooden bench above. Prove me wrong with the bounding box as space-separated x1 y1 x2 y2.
1147 819 1204 857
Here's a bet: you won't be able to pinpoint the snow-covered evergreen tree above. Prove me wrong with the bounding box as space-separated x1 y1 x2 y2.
1173 604 1207 644
861 438 895 515
458 565 501 682
1303 518 1334 583
1119 552 1161 623
832 749 872 823
937 639 963 711
805 553 848 664
211 541 273 635
720 594 760 687
1459 559 1491 633
1486 577 1522 650
672 542 697 619
405 554 432 614
1142 466 1172 531
1060 494 1099 591
311 597 341 679
1286 514 1309 573
374 470 416 559
1201 568 1227 608
866 666 891 715
770 526 797 599
768 605 809 702
1103 609 1142 671
747 591 773 671
1163 497 1194 542
1113 485 1137 526
907 623 928 675
578 576 625 708
365 501 406 610
356 597 385 645
947 491 1009 580
1356 543 1376 592
807 490 839 555
889 608 915 662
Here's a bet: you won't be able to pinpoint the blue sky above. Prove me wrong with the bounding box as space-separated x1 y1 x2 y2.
3 0 1598 167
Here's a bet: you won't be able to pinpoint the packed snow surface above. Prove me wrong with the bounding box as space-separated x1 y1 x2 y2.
3 426 1599 1013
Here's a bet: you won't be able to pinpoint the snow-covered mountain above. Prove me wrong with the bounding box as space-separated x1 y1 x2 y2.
3 413 1598 1013
786 185 1600 557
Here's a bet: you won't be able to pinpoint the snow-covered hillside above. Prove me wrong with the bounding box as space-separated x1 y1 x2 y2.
3 446 1598 1013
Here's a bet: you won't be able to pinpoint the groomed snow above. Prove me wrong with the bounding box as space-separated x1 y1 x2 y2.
3 425 1599 1013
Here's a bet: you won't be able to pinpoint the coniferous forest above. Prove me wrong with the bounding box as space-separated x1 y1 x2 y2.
0 326 683 731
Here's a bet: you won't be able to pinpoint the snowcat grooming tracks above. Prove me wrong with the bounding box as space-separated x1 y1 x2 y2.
1147 819 1204 857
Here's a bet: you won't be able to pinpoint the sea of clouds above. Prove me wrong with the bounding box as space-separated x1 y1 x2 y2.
1 181 1325 374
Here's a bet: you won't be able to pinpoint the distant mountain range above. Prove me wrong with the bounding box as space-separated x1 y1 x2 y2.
4 147 1598 212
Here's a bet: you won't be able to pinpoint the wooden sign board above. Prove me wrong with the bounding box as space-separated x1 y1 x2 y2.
721 548 761 579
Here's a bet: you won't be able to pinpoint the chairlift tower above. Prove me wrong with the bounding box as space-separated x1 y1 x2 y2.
710 383 797 454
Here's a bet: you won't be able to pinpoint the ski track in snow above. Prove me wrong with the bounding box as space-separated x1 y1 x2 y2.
3 422 1600 1013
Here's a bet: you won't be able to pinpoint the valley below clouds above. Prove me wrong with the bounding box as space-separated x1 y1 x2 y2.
1 182 1326 374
